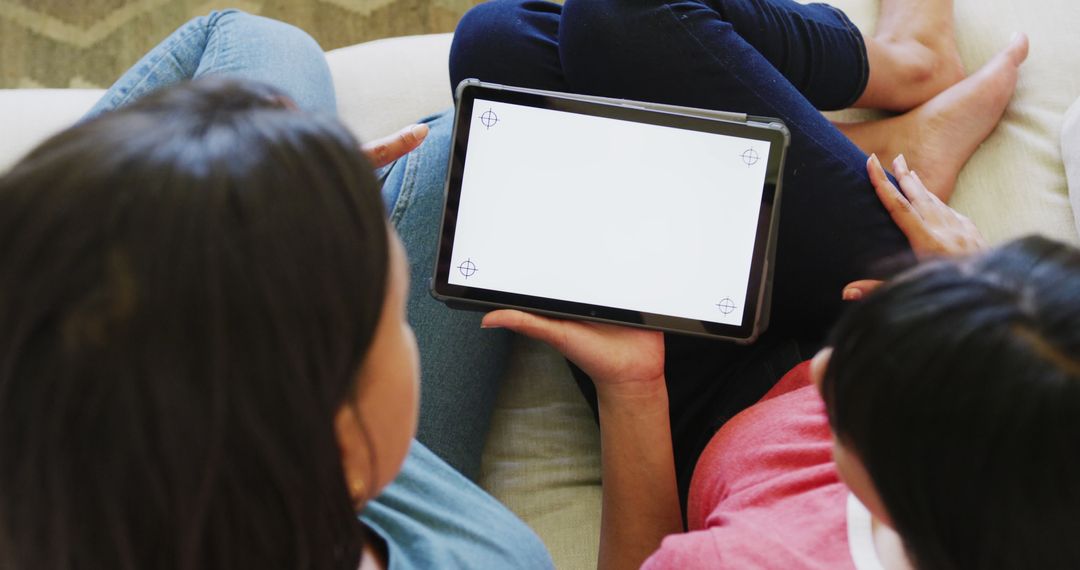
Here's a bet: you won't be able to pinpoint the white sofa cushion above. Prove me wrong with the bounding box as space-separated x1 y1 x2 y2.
0 89 104 172
327 33 455 144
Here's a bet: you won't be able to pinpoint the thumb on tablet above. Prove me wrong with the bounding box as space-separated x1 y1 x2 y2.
482 310 567 350
482 310 665 391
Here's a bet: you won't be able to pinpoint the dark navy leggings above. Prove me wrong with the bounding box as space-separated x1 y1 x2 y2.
450 0 913 508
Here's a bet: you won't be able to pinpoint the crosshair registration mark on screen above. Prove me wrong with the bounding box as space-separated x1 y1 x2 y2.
458 258 478 279
740 148 759 166
478 108 499 129
716 298 737 315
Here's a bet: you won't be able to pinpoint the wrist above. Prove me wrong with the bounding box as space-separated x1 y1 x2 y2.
596 375 669 411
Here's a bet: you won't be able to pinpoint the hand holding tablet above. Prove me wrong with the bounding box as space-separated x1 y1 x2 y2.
432 81 789 342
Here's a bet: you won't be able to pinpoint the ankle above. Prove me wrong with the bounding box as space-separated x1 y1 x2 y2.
885 38 943 84
863 37 962 111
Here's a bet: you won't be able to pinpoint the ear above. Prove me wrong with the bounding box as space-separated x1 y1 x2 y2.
334 404 371 503
810 347 833 392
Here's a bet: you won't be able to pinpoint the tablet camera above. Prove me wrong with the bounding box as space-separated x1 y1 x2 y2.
740 148 760 167
458 258 479 279
715 297 737 315
478 108 499 130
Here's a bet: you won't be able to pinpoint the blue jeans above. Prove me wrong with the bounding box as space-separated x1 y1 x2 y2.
451 0 914 507
88 10 510 482
85 10 336 118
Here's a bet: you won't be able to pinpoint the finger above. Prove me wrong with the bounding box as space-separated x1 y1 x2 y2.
842 279 884 301
481 310 570 352
892 156 937 213
956 212 989 252
910 171 950 208
911 172 959 223
868 154 927 240
892 153 911 178
362 124 429 168
894 167 946 224
906 170 956 225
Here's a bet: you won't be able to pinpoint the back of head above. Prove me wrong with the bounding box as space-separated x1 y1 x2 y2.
0 78 388 569
822 236 1080 570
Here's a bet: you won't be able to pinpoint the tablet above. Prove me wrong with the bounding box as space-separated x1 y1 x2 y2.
431 80 789 342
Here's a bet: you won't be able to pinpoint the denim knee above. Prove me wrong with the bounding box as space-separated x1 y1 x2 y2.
203 8 244 26
198 9 335 114
453 0 535 45
562 0 644 31
450 0 559 91
451 0 526 88
204 9 324 57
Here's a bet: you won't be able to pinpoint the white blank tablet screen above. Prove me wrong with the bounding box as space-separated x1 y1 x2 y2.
448 98 770 326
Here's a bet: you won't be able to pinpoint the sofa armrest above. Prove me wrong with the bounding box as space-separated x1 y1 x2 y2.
0 89 104 172
327 33 455 144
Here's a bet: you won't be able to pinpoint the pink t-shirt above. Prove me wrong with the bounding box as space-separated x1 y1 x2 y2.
643 362 856 569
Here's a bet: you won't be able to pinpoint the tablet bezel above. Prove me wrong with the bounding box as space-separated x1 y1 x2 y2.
431 80 788 342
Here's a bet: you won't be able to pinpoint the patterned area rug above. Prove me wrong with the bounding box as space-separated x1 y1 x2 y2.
0 0 485 88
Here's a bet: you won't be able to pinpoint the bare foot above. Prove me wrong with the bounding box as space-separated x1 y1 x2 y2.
856 0 967 111
839 33 1028 202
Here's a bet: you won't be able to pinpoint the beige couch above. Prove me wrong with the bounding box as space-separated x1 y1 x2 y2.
2 1 1079 568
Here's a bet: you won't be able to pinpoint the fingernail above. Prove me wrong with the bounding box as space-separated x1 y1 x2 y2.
896 154 909 173
410 124 429 140
1010 31 1020 43
842 288 863 301
868 154 882 173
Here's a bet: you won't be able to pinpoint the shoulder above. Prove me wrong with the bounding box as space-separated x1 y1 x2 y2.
645 506 855 570
642 531 724 569
643 527 816 570
362 442 553 569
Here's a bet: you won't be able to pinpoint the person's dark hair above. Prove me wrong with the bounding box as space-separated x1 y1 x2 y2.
822 236 1080 570
0 77 389 569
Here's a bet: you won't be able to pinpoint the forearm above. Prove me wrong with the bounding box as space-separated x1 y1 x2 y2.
596 379 683 570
